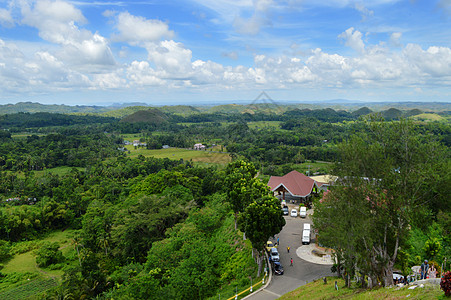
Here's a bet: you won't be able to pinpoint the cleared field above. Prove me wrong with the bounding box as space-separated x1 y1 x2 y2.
293 161 333 175
125 146 231 165
247 121 282 129
11 133 46 140
3 229 75 276
32 166 85 177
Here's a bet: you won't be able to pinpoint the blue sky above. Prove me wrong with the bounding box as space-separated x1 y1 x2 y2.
0 0 450 105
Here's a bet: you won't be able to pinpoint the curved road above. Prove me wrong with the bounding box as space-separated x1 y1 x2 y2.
247 210 334 300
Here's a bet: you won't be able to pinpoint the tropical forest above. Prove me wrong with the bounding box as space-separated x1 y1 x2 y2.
0 102 450 299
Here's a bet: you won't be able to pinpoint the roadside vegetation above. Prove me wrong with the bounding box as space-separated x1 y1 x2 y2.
280 276 443 299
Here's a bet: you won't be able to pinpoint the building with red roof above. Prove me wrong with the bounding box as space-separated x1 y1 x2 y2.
267 170 328 201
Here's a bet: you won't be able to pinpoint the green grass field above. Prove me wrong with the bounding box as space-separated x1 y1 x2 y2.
410 113 448 123
124 146 231 165
33 166 85 177
280 277 444 300
11 133 46 140
247 121 282 129
0 278 58 300
1 229 77 298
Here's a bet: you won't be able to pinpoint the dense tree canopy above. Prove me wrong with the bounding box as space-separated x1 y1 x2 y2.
313 117 450 287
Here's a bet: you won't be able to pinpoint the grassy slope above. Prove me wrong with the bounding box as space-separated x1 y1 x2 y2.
280 277 444 300
1 230 77 298
410 113 447 122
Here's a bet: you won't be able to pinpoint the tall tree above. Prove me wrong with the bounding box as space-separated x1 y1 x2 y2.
224 160 268 229
314 117 448 287
238 195 285 276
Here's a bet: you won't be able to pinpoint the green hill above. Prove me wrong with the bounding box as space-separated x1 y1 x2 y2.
101 106 151 118
0 102 109 114
158 105 201 115
405 108 423 117
119 109 169 125
352 106 373 117
381 108 403 120
410 113 447 122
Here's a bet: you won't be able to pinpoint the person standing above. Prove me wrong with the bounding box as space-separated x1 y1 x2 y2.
287 246 290 253
420 260 429 279
429 265 436 279
290 258 293 266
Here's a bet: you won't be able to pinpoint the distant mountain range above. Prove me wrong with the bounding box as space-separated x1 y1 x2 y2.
0 100 449 116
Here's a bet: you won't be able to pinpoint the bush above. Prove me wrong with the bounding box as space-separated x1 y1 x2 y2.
36 242 64 267
441 271 451 297
0 240 12 262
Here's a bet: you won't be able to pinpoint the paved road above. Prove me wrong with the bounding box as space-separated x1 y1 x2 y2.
247 211 334 300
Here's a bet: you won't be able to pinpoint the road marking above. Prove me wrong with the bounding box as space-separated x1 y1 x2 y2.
262 289 282 297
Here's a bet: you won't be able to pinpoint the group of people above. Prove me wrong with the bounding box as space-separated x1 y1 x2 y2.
420 259 437 279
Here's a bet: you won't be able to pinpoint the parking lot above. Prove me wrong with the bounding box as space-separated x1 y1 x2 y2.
247 206 334 300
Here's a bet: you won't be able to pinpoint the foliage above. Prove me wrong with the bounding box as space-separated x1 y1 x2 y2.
279 276 444 300
0 240 11 262
0 107 449 297
313 117 449 287
102 194 257 299
35 242 64 267
0 278 58 300
224 160 269 228
441 271 451 297
0 272 38 292
238 196 285 251
238 195 285 276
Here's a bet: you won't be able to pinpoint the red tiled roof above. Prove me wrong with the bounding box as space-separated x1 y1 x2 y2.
267 170 317 197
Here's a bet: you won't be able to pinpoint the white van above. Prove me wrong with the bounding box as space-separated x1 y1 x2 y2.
299 206 307 218
302 229 310 244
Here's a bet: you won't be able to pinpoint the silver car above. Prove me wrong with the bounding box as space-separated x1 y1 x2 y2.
270 247 280 262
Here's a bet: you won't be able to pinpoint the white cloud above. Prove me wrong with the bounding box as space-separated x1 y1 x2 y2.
126 60 166 86
404 44 451 77
145 40 193 77
0 38 93 95
19 0 115 69
0 8 14 27
389 32 402 47
338 27 365 53
354 2 374 21
2 2 451 101
254 0 273 12
111 11 174 45
92 71 126 89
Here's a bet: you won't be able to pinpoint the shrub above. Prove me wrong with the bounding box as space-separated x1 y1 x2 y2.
36 242 64 267
0 240 12 262
441 271 451 297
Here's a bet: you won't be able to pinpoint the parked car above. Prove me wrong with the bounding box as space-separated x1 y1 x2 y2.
299 206 307 218
282 206 289 215
266 241 276 252
290 209 298 217
273 261 284 275
270 247 280 262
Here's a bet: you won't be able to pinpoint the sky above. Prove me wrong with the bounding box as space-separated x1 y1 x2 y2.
0 0 451 106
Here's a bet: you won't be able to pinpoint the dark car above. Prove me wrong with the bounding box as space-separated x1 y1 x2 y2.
273 262 284 275
282 206 289 215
